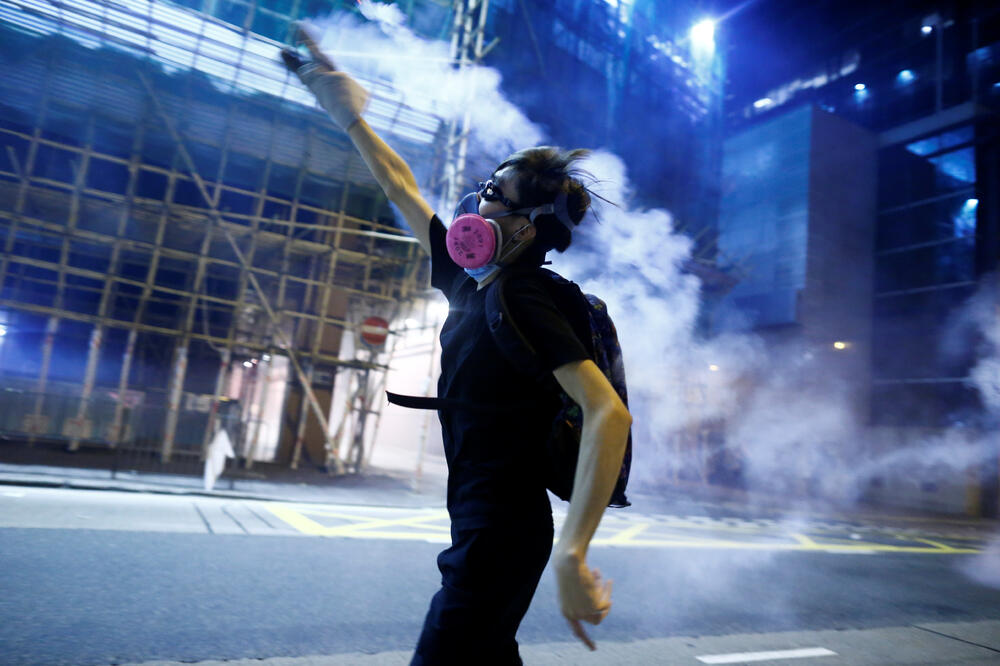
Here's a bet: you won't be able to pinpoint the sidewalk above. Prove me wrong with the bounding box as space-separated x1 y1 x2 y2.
0 459 448 509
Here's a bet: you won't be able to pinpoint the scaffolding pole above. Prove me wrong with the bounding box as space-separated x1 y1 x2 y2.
0 19 438 472
436 0 491 212
138 70 354 474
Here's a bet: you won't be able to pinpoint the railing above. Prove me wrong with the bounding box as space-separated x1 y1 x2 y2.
0 389 248 476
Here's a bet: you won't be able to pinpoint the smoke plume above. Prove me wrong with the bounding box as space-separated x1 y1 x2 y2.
312 4 1000 518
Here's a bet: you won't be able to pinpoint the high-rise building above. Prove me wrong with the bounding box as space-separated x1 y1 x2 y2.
484 0 726 258
719 0 999 514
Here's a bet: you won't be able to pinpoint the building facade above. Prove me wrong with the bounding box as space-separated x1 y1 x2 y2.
720 1 999 514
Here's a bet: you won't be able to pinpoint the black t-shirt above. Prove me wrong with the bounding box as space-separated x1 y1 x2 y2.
429 215 590 528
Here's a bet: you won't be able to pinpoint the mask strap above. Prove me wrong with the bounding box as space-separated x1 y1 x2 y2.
527 191 575 231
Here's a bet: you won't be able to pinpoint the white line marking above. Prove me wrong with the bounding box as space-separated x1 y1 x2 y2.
1 492 26 498
697 647 837 664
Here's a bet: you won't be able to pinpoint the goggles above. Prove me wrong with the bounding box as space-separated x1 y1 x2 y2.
453 181 576 231
477 179 520 209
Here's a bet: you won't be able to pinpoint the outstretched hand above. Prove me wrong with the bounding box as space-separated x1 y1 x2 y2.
279 22 369 130
554 552 613 651
281 23 337 73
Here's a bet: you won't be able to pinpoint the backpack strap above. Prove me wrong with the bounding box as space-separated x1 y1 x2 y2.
485 266 593 380
385 391 530 414
484 268 546 380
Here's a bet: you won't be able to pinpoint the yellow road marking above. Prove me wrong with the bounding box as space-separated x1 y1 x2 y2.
263 504 983 553
266 505 450 539
913 537 959 553
600 538 980 554
266 505 330 536
600 521 651 545
321 512 451 536
792 533 819 547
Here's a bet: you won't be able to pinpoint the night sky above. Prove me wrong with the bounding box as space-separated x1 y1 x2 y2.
715 0 942 109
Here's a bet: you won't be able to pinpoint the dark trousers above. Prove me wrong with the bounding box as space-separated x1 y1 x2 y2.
411 516 554 665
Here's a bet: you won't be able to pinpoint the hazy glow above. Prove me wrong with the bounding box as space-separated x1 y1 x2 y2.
896 69 916 85
690 19 716 52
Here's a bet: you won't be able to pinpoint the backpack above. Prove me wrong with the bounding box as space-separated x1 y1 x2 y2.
485 267 632 508
385 267 632 508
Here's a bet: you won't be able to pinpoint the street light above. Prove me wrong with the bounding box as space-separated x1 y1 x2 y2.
690 19 715 52
833 341 848 350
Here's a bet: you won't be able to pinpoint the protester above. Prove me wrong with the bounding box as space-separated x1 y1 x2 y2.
282 24 631 664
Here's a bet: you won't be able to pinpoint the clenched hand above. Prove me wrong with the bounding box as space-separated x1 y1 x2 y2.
554 552 613 651
280 23 369 131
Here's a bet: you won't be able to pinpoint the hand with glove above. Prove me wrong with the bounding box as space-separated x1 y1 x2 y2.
281 23 369 131
279 22 436 254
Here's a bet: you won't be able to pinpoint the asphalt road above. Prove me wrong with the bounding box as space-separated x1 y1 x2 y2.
1 486 999 665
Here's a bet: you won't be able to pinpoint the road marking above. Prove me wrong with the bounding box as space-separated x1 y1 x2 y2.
913 537 959 553
792 533 819 547
266 504 451 541
697 647 837 663
261 503 984 553
1 491 26 498
600 521 650 545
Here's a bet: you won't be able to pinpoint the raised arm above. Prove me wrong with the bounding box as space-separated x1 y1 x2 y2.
345 120 435 254
283 24 435 254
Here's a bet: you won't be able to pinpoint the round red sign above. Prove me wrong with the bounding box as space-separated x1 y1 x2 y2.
360 316 390 348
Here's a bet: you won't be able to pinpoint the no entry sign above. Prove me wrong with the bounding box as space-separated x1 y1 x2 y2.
360 316 390 348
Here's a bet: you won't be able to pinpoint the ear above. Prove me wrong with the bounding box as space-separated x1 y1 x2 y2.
515 223 537 242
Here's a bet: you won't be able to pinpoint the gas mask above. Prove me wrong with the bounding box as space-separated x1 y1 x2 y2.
445 189 574 283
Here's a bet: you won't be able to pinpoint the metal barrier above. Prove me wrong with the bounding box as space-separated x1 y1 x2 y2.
0 389 245 480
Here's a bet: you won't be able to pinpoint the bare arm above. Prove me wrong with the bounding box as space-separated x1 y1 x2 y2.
346 120 435 255
550 359 631 650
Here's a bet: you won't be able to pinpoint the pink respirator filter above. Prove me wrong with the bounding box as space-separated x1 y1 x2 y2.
446 213 501 269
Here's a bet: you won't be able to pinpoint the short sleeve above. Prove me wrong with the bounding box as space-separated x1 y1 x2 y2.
429 214 464 298
504 276 591 374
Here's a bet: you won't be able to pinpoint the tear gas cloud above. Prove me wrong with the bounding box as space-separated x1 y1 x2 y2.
316 4 999 514
308 1 542 182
